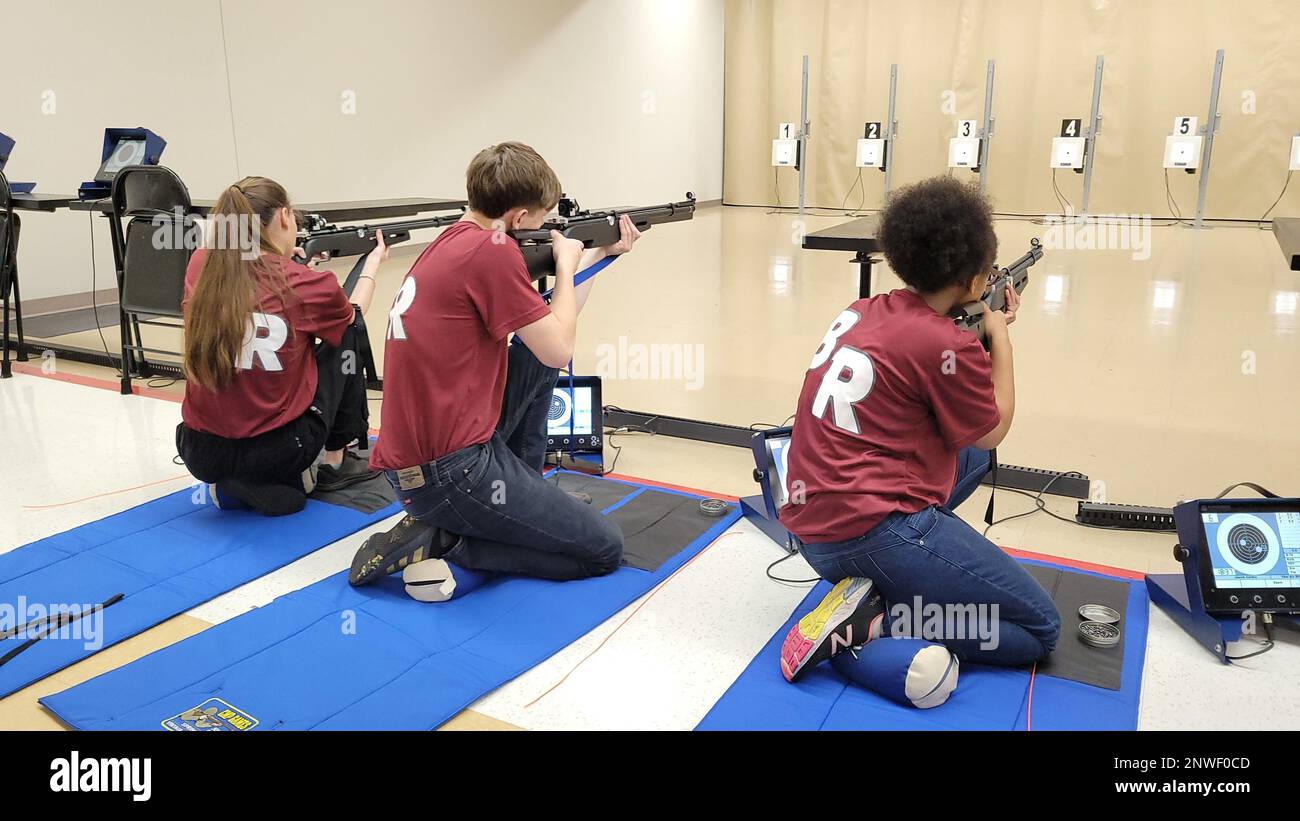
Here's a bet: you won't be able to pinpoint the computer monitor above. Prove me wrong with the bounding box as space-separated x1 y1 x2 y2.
749 426 793 517
546 375 602 454
1182 500 1300 614
0 132 14 172
94 137 148 183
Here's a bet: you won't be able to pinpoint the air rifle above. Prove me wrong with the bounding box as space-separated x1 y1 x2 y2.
509 193 696 280
294 210 465 294
950 237 1043 348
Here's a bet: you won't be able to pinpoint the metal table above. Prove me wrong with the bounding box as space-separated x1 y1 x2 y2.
803 215 880 299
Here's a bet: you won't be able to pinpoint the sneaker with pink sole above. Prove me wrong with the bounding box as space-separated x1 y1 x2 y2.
781 577 885 682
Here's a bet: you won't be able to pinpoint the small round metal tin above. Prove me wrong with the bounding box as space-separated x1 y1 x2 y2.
1078 620 1121 648
1078 604 1121 624
699 498 730 517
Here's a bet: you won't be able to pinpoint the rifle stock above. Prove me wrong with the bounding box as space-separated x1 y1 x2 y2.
950 237 1043 347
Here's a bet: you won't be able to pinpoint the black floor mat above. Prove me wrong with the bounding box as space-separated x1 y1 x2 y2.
311 472 396 514
551 471 640 511
1025 564 1129 690
315 470 733 571
606 489 735 572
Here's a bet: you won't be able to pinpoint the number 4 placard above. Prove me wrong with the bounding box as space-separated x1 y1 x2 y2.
1060 118 1082 138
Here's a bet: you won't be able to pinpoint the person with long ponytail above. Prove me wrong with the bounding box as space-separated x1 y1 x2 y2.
176 176 386 516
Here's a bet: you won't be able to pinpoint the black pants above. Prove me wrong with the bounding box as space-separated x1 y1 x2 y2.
177 325 370 488
498 339 560 472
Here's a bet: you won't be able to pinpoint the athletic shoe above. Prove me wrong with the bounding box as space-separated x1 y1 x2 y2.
316 451 378 492
566 491 593 505
211 480 307 517
349 515 459 586
780 577 884 682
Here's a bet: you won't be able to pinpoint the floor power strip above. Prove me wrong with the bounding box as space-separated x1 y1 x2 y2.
1076 502 1176 531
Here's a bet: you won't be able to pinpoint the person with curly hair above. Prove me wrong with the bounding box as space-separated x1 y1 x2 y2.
775 177 1060 707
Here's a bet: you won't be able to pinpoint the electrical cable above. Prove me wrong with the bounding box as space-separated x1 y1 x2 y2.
982 471 1077 537
1256 170 1292 230
1226 620 1275 661
1050 169 1074 216
981 470 1181 537
748 414 795 431
766 549 820 586
597 421 655 476
87 205 121 376
840 169 866 215
1164 168 1187 225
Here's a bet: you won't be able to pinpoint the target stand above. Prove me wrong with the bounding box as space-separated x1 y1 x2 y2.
1147 496 1300 663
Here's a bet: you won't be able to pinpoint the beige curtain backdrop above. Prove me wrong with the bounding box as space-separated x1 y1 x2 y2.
724 0 1300 220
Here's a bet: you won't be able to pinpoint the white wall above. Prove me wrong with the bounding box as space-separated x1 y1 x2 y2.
2 0 724 301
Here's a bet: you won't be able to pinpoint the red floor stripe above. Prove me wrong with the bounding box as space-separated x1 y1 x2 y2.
1002 545 1145 581
11 362 182 402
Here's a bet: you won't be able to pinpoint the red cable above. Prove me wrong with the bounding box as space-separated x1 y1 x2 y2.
21 474 191 509
524 531 742 709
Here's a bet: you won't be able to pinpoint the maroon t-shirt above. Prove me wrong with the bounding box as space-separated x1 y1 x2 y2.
779 289 1001 543
181 250 354 440
370 221 551 470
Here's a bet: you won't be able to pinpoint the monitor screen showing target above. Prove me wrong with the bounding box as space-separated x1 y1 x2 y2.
94 138 147 182
765 433 793 510
545 375 602 453
1202 510 1300 589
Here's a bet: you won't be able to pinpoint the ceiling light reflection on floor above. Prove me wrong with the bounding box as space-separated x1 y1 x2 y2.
770 257 791 295
1150 280 1179 326
1272 290 1298 333
1040 273 1068 315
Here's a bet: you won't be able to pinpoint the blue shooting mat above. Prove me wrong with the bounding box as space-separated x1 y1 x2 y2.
697 558 1149 731
0 490 399 699
41 474 741 730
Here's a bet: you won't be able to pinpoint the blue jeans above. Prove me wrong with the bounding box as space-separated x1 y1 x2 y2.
799 448 1061 666
385 343 623 580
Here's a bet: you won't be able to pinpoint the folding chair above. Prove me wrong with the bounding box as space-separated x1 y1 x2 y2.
107 165 195 394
